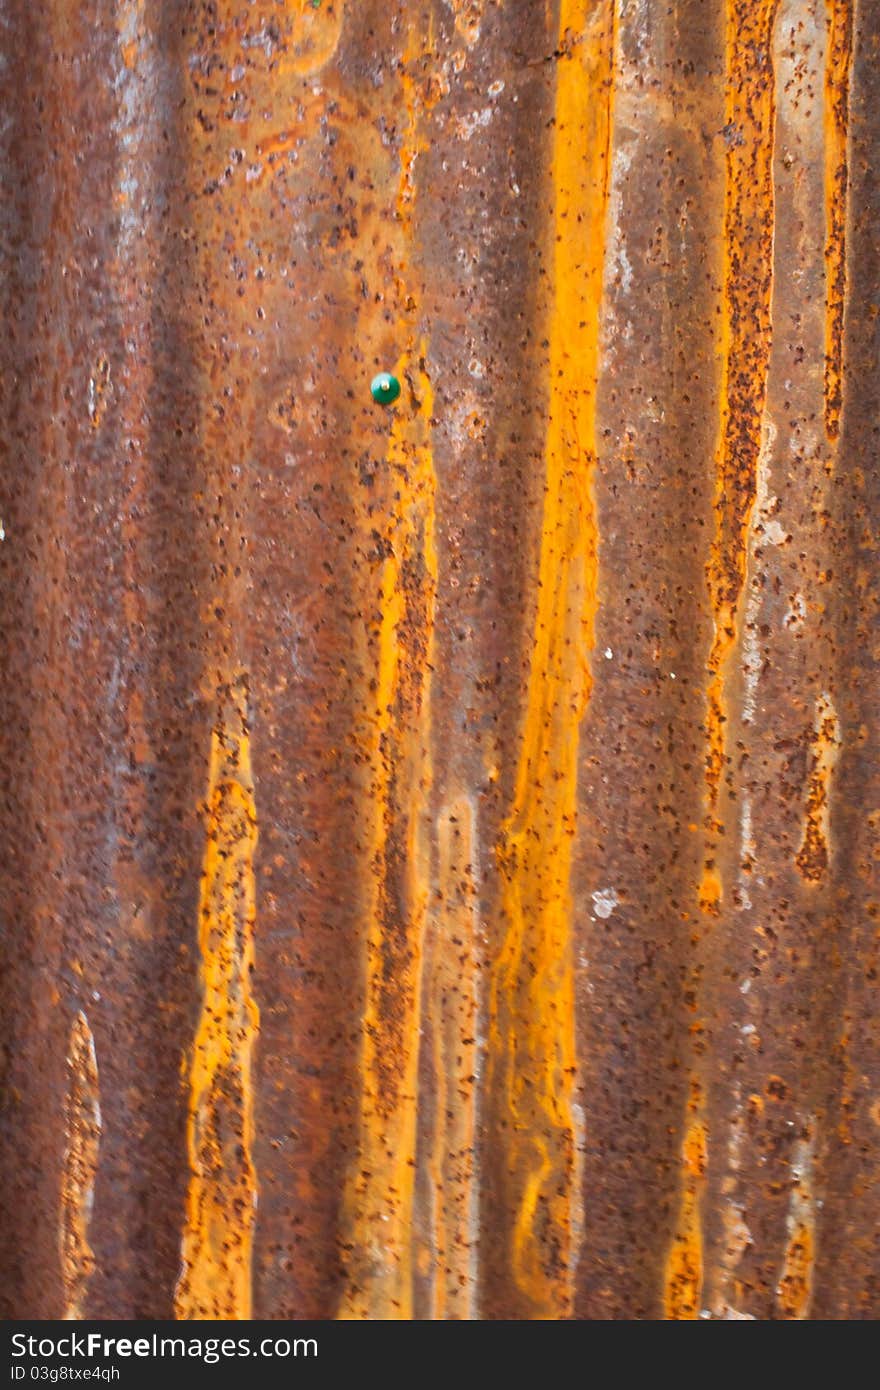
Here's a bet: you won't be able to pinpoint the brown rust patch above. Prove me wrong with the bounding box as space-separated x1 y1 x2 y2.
60 1013 101 1321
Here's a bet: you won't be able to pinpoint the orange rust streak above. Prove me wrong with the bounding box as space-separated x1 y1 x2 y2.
487 0 615 1319
664 1080 707 1320
60 1012 101 1321
797 693 841 883
823 0 853 444
776 1124 817 1319
175 676 259 1320
777 1222 815 1319
703 0 780 910
337 25 440 1320
428 800 479 1320
339 342 436 1320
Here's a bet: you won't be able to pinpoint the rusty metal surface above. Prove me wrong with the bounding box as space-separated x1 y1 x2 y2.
0 0 878 1321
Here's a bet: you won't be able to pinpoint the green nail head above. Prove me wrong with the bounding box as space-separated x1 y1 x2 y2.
371 371 401 406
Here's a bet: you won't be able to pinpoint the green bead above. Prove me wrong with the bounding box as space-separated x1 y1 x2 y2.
371 371 401 405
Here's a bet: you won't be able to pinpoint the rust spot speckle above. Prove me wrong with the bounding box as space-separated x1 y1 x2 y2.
823 0 854 443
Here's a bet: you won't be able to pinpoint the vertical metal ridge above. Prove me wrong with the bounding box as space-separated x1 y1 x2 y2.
487 0 616 1320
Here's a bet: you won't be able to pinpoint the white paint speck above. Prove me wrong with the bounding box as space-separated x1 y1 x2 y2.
592 887 619 920
457 107 494 141
604 647 613 660
763 518 789 545
616 239 633 294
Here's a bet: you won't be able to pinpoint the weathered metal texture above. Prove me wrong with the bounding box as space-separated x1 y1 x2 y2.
0 0 877 1321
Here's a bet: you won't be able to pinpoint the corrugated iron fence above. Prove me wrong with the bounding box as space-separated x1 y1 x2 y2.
0 0 878 1320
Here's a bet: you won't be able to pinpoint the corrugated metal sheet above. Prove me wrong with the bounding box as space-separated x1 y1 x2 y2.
0 0 877 1320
